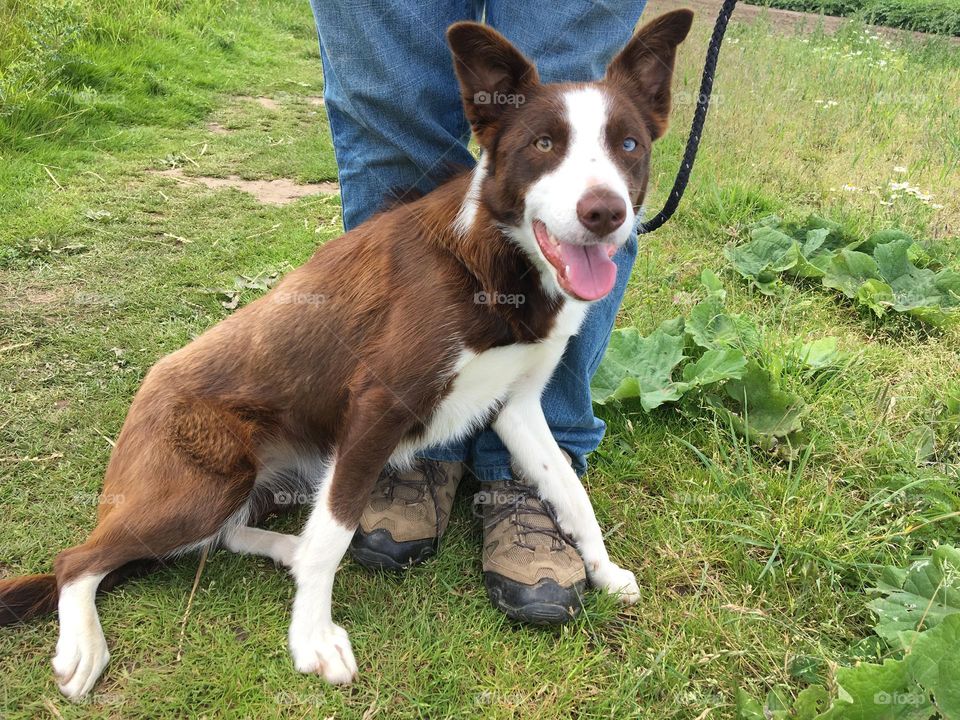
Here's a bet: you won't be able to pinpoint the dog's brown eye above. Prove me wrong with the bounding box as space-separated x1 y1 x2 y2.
534 136 553 152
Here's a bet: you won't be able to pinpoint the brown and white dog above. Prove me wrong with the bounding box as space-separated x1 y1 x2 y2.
0 11 692 700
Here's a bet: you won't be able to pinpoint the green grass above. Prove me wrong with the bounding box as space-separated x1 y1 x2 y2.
1 1 959 718
744 0 960 35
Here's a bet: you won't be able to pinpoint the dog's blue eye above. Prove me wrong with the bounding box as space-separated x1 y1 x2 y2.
622 137 638 152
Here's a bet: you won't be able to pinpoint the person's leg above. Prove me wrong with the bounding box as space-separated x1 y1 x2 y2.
468 0 647 482
308 1 479 568
309 0 478 231
468 0 646 624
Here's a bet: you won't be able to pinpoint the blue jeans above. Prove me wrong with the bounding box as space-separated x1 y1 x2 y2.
310 0 646 481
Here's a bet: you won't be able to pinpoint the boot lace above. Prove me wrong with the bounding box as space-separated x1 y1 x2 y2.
478 481 575 552
378 460 450 537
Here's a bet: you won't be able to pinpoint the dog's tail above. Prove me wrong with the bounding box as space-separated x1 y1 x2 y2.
0 559 160 626
0 574 59 625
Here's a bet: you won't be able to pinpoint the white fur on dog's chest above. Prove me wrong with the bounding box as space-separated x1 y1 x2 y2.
393 301 587 464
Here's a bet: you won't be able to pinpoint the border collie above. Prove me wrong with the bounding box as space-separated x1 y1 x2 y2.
0 11 693 700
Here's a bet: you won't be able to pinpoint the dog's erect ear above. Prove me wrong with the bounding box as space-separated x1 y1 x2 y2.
447 22 539 147
605 9 694 140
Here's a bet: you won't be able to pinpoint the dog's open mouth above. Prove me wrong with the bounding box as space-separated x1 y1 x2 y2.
533 220 618 301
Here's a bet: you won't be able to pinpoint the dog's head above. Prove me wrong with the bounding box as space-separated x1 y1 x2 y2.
447 11 693 302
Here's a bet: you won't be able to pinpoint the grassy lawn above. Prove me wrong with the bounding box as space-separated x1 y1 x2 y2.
1 0 959 718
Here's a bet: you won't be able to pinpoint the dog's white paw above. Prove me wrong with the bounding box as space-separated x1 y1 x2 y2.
289 622 357 685
52 626 110 701
591 564 640 605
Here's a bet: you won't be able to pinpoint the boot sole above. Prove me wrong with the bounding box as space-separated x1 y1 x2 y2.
349 528 438 571
484 572 586 625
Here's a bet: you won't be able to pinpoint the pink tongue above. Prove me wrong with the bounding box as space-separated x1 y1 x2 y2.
558 242 617 301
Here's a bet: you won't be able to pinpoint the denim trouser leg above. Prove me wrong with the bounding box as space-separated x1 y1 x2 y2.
310 1 647 479
309 0 479 230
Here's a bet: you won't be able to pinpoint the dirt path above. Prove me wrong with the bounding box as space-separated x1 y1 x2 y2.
150 168 338 205
647 0 960 44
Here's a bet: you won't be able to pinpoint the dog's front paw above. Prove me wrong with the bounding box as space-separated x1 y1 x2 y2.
288 622 357 685
590 563 640 605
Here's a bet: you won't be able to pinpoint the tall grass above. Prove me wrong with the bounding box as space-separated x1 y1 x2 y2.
745 0 960 35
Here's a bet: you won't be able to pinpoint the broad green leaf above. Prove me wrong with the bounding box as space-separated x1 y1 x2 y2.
861 229 914 253
723 361 806 439
809 253 837 274
794 251 829 279
750 214 783 231
802 227 831 257
875 239 915 285
790 654 828 683
659 315 686 337
734 549 960 720
803 214 844 236
904 426 937 464
764 686 793 719
797 215 851 255
815 238 960 324
735 689 766 720
905 305 957 327
906 612 960 718
727 218 957 326
681 348 748 386
859 229 929 267
739 686 826 720
856 279 896 317
725 226 800 294
798 337 842 370
819 659 934 720
823 250 882 298
590 326 687 410
687 299 760 351
894 269 960 316
790 218 838 278
934 269 960 304
638 384 691 411
873 241 960 324
701 268 726 301
868 545 960 646
793 686 830 718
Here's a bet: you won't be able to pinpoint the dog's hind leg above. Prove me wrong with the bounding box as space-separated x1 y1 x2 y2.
52 571 109 701
222 526 300 568
51 453 257 701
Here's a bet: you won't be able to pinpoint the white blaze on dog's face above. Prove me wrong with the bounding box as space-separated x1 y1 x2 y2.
448 11 694 302
520 86 635 301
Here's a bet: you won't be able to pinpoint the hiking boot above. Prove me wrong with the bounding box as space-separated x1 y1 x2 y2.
478 480 587 625
350 459 464 571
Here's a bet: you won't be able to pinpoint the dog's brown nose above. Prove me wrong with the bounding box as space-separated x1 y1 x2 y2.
576 187 626 237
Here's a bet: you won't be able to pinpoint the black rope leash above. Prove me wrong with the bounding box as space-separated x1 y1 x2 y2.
637 0 739 235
